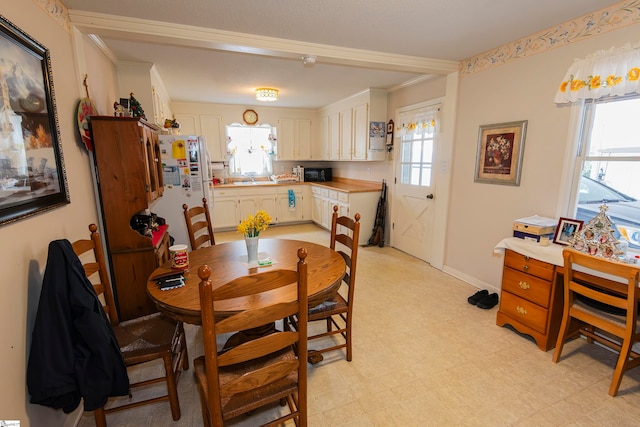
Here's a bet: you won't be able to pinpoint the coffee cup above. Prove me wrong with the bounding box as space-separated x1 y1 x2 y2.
170 244 189 270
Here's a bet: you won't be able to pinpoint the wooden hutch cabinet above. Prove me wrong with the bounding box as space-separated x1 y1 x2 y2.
90 117 168 321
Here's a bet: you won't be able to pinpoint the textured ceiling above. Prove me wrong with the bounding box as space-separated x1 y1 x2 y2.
62 0 623 108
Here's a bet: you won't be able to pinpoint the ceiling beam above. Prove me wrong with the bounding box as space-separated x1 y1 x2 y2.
69 10 459 75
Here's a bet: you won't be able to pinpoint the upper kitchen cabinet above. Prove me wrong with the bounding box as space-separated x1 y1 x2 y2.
320 88 387 161
117 62 171 128
276 118 313 160
173 113 227 162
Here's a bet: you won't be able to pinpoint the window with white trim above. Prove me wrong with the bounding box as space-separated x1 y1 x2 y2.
572 94 640 252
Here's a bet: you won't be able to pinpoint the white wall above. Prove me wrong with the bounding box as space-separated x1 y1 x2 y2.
444 23 640 291
0 2 119 425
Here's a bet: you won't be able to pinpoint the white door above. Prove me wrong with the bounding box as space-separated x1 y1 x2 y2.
391 105 439 263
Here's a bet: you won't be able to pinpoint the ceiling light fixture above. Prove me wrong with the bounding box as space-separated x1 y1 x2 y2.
255 87 279 102
301 55 317 66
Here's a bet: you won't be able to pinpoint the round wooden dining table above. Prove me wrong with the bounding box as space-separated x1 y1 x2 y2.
147 238 346 325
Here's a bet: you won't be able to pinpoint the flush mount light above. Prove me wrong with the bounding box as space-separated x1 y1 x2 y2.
301 55 317 66
255 88 278 102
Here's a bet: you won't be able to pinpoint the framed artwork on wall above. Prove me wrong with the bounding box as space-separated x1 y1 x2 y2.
474 120 527 186
0 15 69 226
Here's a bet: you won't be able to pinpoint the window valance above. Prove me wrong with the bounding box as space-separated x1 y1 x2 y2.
554 42 640 104
397 105 440 137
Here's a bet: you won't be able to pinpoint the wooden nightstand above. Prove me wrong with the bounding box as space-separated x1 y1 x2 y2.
496 249 564 351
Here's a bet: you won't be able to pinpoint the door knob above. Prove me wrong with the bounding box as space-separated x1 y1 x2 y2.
426 194 434 199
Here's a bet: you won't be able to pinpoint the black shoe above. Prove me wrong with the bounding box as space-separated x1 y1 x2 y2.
477 293 499 309
467 289 489 305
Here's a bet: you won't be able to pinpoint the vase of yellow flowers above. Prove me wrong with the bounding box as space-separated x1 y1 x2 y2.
237 210 272 264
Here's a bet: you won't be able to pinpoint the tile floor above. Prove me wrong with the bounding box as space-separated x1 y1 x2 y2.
78 223 640 426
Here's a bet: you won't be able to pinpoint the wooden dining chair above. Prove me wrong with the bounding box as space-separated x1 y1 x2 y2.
193 248 308 427
552 247 640 396
183 197 215 250
72 224 189 426
288 205 360 364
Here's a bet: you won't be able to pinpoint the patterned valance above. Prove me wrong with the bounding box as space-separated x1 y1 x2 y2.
554 42 640 104
397 105 440 137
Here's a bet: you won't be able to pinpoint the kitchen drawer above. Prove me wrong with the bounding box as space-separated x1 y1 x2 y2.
502 267 552 308
312 187 328 197
214 188 237 198
328 190 338 200
504 249 554 281
338 192 349 203
499 291 549 334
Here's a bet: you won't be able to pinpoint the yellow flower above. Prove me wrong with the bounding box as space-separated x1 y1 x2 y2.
588 75 600 90
570 79 586 91
407 122 416 131
628 67 640 81
559 81 569 92
237 210 272 237
606 74 622 86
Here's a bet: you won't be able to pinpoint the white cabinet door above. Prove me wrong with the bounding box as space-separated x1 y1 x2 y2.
200 115 226 162
339 109 352 160
277 119 312 160
296 119 312 160
212 189 239 229
329 112 341 160
352 103 369 160
317 115 329 160
173 113 198 135
276 119 295 160
238 189 277 224
277 188 304 223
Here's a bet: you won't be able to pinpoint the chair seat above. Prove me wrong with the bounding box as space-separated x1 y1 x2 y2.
573 299 640 331
113 313 182 364
308 293 348 320
193 347 298 420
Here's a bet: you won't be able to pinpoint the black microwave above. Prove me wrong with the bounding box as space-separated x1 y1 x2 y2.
304 168 332 182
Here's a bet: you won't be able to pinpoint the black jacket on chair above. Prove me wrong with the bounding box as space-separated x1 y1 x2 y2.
27 239 129 413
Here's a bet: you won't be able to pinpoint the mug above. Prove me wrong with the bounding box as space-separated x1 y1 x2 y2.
170 244 189 270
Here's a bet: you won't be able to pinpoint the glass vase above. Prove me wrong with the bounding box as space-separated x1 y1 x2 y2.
245 236 259 265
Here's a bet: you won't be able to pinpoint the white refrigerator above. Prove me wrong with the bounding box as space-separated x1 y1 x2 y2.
151 134 214 250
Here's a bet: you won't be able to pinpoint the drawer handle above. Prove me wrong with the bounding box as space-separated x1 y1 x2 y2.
518 281 530 290
524 255 530 261
523 265 529 271
516 306 527 316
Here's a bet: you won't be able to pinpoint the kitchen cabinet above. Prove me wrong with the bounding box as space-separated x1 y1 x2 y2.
310 184 380 246
238 187 278 224
276 187 305 223
320 88 386 161
311 186 331 229
213 185 309 229
173 113 227 162
90 117 167 321
212 188 239 229
277 118 313 160
496 249 564 351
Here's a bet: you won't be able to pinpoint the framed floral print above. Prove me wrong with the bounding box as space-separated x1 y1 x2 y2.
0 15 69 226
474 120 527 186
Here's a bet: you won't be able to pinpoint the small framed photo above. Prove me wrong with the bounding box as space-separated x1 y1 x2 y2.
553 217 584 246
474 120 527 186
385 120 394 146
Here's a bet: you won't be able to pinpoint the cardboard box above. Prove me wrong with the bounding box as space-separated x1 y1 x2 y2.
513 215 557 235
513 230 554 242
513 222 556 235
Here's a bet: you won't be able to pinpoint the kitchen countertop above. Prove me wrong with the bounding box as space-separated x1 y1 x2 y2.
214 177 382 193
